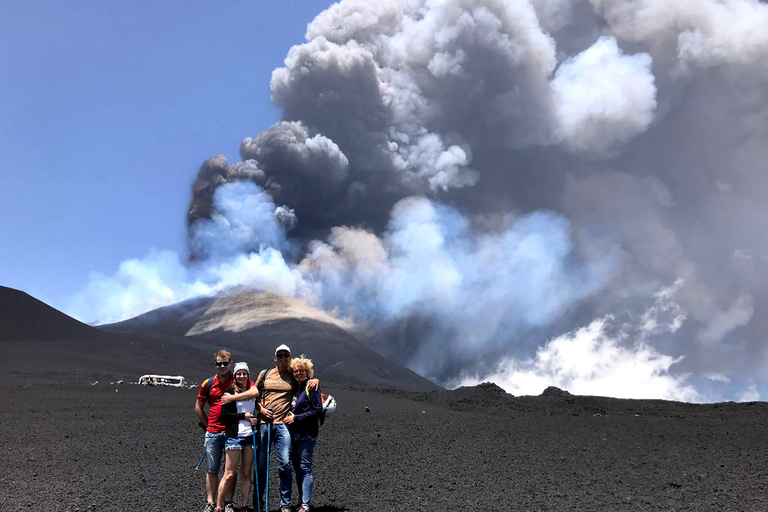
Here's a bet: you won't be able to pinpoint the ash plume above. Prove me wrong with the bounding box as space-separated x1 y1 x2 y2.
72 0 768 401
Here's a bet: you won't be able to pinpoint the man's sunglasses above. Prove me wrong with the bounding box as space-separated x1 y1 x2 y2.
214 361 231 367
276 353 291 359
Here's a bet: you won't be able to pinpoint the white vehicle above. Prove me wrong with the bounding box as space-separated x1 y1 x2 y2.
138 374 187 387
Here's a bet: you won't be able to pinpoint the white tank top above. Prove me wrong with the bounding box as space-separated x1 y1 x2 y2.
236 399 255 437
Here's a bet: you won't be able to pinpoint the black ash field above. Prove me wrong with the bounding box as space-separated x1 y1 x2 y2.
1 382 768 512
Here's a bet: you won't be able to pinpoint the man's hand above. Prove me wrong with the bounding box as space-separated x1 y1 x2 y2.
283 412 295 425
307 378 320 391
194 400 208 427
259 404 274 421
221 392 235 404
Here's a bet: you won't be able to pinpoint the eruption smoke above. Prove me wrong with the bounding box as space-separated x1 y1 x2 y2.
71 0 768 401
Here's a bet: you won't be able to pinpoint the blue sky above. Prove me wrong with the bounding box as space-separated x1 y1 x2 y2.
0 0 334 309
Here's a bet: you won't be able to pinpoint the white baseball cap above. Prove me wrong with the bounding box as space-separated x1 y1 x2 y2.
275 344 291 356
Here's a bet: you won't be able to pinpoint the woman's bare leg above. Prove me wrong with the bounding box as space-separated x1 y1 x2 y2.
240 446 254 507
216 450 242 509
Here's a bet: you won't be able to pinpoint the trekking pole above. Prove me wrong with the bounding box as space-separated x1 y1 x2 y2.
253 430 260 512
195 451 206 470
195 421 207 470
266 409 272 512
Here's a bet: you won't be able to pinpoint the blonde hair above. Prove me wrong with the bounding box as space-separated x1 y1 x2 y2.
291 355 314 379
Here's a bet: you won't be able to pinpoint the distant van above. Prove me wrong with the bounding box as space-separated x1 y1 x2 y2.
138 374 187 387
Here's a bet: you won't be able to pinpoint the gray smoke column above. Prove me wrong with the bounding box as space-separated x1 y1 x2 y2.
81 0 768 400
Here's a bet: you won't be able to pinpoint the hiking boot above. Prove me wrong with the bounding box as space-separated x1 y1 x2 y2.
224 503 236 512
203 503 215 512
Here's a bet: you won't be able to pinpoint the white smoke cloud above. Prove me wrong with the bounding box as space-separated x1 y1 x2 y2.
551 36 657 152
458 317 700 401
299 197 614 377
68 247 305 326
190 181 295 259
456 285 699 401
68 250 206 325
590 0 768 69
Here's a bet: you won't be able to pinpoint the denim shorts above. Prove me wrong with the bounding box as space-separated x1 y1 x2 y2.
203 432 227 473
225 436 254 451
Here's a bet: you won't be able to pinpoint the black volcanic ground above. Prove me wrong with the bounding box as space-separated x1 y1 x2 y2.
3 383 768 512
2 286 768 511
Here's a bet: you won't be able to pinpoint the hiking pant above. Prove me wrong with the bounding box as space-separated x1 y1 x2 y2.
256 423 292 508
293 438 317 507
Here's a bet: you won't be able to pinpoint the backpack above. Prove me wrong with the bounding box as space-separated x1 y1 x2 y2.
200 375 217 399
305 381 337 426
320 391 337 425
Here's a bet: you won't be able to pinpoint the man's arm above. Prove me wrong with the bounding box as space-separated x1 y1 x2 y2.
194 399 208 428
221 385 259 404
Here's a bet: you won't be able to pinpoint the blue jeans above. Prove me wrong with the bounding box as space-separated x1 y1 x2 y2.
203 432 227 474
293 438 317 507
256 423 292 508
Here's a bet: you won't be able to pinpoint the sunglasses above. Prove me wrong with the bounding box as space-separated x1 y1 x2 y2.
276 353 291 359
214 361 231 367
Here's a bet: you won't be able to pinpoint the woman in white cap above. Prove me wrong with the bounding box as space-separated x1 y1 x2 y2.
215 362 256 512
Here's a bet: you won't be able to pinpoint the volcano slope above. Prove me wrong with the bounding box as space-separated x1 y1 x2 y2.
1 382 767 512
0 285 437 392
102 288 440 391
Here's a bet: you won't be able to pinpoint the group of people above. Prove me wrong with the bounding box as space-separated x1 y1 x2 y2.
195 344 324 512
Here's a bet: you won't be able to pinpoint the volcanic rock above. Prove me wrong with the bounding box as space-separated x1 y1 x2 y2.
541 385 572 398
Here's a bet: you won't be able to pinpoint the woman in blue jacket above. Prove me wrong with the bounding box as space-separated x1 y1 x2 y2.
284 355 323 512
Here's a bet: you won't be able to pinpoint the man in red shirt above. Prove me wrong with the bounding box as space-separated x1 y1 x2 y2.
195 350 240 512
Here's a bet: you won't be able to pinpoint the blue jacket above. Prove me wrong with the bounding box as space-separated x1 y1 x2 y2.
290 383 323 441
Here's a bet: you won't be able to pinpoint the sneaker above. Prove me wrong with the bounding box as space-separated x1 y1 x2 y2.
280 506 292 512
203 503 215 512
224 503 236 512
299 505 310 512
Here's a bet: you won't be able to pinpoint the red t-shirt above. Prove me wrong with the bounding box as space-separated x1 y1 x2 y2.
196 374 255 433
